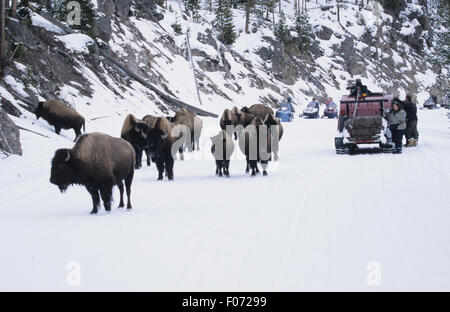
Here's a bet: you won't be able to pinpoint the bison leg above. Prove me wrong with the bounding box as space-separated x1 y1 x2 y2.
196 137 200 151
261 161 268 176
100 184 113 212
250 160 258 176
125 174 133 209
166 155 174 181
117 181 125 208
179 146 184 161
135 146 143 169
144 148 151 167
74 128 81 142
234 132 237 141
215 160 220 176
217 161 223 177
156 159 164 180
87 187 100 214
245 159 250 174
54 125 61 135
224 160 230 177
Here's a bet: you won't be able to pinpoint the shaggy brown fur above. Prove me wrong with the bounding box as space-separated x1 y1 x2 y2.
263 113 283 161
242 104 274 120
35 99 85 142
142 114 158 128
152 117 177 180
50 133 135 214
238 116 271 176
211 130 234 177
121 114 153 169
220 109 238 140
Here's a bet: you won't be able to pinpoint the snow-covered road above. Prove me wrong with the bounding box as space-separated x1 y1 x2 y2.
1 109 449 291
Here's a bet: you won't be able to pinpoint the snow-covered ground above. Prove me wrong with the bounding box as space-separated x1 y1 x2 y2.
1 108 449 291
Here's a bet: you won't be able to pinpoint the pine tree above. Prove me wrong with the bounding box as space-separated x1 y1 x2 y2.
54 0 97 37
294 10 312 51
214 0 236 45
184 0 201 22
274 11 289 44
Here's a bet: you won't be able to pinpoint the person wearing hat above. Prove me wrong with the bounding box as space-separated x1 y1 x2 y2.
399 95 418 147
387 100 407 154
286 97 295 112
350 79 371 96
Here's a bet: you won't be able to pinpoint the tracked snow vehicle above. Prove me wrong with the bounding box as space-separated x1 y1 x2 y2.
334 93 395 154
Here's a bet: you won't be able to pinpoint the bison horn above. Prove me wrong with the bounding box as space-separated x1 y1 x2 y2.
141 131 147 139
161 132 168 139
65 151 70 162
135 125 141 133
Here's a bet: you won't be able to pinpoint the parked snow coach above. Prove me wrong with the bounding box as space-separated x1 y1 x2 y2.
334 93 395 154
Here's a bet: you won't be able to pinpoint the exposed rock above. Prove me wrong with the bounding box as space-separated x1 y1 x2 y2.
1 98 21 118
93 15 113 42
113 0 133 19
7 19 37 50
315 25 333 41
197 29 218 51
0 109 22 156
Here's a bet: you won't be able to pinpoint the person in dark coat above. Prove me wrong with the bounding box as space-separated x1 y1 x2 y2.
399 95 419 147
350 79 371 96
387 100 407 154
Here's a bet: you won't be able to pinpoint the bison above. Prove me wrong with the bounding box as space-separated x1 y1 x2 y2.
50 133 135 214
263 113 283 161
120 113 153 169
238 116 272 176
35 99 85 142
141 114 159 166
149 117 179 180
211 130 234 177
220 108 239 140
242 104 274 120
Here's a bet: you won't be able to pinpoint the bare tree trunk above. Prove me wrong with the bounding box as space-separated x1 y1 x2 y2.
1 0 5 61
245 0 251 34
337 0 340 23
11 0 17 17
279 0 281 13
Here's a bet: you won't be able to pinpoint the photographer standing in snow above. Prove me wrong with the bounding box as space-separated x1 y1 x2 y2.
387 100 407 154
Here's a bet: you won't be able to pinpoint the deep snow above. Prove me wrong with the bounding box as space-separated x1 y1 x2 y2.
0 108 449 291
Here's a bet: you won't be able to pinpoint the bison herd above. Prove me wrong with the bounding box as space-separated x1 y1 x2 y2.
40 99 283 214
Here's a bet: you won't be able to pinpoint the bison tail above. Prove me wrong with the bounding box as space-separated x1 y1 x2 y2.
83 120 86 133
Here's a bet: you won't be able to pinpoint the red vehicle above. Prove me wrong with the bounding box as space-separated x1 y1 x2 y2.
335 93 395 154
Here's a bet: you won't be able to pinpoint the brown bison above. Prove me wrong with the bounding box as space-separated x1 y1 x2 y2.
141 114 159 166
120 114 154 169
35 99 85 142
263 113 283 161
150 117 178 180
211 130 234 177
238 116 272 176
220 108 239 140
50 133 135 214
168 109 203 152
241 104 274 120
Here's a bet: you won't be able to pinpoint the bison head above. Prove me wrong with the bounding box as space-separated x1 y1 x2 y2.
145 128 165 156
133 122 151 147
35 102 44 119
50 149 76 193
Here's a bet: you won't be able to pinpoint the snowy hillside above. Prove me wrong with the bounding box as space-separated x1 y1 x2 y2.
0 0 449 291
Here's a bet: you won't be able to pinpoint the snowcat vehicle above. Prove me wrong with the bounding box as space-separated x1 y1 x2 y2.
334 92 395 154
